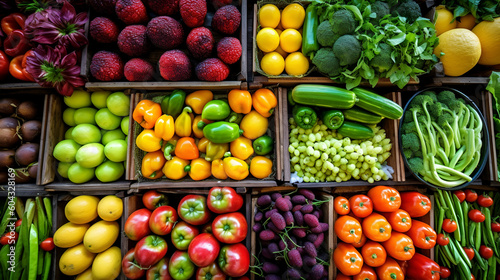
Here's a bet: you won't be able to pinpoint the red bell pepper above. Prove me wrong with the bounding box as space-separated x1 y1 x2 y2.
405 253 440 280
1 13 26 36
142 190 169 210
20 49 35 82
207 186 244 214
4 30 30 57
400 192 431 218
406 220 436 249
9 54 32 81
0 50 9 80
122 249 146 279
212 212 248 244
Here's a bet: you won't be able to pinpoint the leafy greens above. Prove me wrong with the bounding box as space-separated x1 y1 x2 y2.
442 0 500 22
486 71 500 180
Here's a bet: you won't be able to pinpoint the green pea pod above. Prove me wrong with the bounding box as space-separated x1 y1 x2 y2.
253 135 273 155
28 226 38 280
41 251 51 280
42 197 52 231
482 207 499 257
201 100 230 122
225 112 244 124
15 198 24 220
441 243 458 265
302 4 319 60
37 247 43 275
473 247 488 270
292 105 317 129
469 221 476 249
487 256 496 280
452 195 466 247
476 221 482 252
321 110 344 130
452 237 472 268
462 201 469 247
161 89 186 119
203 122 243 144
36 197 47 241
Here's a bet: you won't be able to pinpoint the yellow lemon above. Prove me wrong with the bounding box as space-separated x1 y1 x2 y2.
59 243 96 276
280 29 302 53
83 220 119 253
261 52 285 76
472 17 500 65
54 222 91 248
91 246 122 280
434 6 457 36
457 13 476 30
65 195 100 224
285 52 309 76
434 28 481 76
75 268 93 280
281 3 305 29
259 4 280 28
256 28 280 53
97 195 123 221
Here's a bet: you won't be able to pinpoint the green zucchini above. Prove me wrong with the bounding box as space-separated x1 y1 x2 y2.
337 121 374 139
343 106 383 124
291 84 357 109
351 87 403 119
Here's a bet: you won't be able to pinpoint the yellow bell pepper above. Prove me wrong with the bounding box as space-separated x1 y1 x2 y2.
230 136 254 160
185 90 213 114
250 156 272 179
211 159 228 180
162 135 178 160
187 158 211 181
175 107 193 137
141 150 166 179
154 114 175 141
228 89 252 114
223 157 249 180
162 156 189 180
197 137 209 153
193 115 211 138
205 141 229 162
136 129 162 152
240 110 268 140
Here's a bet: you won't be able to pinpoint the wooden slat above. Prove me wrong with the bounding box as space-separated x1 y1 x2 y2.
42 94 65 185
483 91 498 182
85 81 243 91
239 0 248 81
130 180 276 190
280 88 290 182
45 180 131 191
432 77 490 86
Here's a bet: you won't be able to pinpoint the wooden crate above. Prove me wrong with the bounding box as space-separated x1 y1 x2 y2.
53 191 126 280
129 88 279 190
122 188 252 279
84 0 248 90
278 87 404 187
249 187 334 280
40 92 133 190
482 91 499 183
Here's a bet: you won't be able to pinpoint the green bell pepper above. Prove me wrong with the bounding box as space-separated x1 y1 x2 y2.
225 112 243 124
199 100 231 128
302 4 319 60
161 89 186 119
203 122 243 144
253 135 273 155
292 105 317 129
321 110 344 130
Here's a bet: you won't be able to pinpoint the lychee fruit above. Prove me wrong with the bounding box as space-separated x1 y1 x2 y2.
88 0 117 16
124 58 155 81
147 16 184 50
212 5 241 35
90 17 119 44
146 0 179 15
211 0 232 10
179 0 207 28
90 51 124 81
115 0 148 25
186 27 214 60
195 58 229 81
217 37 241 64
159 50 192 81
117 25 150 57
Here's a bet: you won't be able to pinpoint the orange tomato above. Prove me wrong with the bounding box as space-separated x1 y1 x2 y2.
352 234 367 248
361 241 387 267
384 209 412 233
335 196 350 215
376 257 404 280
367 185 401 212
334 242 363 276
353 265 377 280
335 215 362 244
336 273 352 280
349 195 373 218
405 220 437 249
382 232 415 261
362 213 392 242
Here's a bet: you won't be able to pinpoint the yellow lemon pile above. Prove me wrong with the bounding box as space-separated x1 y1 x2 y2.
257 4 309 76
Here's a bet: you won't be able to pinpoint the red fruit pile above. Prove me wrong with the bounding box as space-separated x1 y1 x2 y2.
88 0 242 82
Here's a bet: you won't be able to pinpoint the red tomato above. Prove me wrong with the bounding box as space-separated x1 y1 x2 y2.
492 222 500 232
178 195 211 226
384 209 412 233
464 189 477 203
440 266 451 278
334 196 350 215
367 186 401 212
196 262 226 280
453 191 466 203
468 209 485 223
122 249 146 279
15 219 22 229
142 190 169 210
479 245 493 259
463 247 474 260
218 243 250 277
477 194 493 208
399 192 431 218
149 205 178 235
124 208 152 241
146 257 171 280
436 233 449 246
471 274 475 280
349 195 373 218
0 232 18 245
40 237 55 251
212 212 247 244
188 233 220 267
442 219 457 233
135 235 168 268
207 186 243 214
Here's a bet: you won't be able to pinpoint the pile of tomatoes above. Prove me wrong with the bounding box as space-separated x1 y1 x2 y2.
333 186 439 279
122 187 250 279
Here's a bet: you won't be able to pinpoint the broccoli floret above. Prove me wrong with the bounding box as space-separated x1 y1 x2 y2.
429 102 445 119
407 157 424 173
333 35 361 66
402 132 420 152
312 48 341 77
316 21 337 47
370 43 394 72
392 0 421 23
331 9 356 36
371 1 390 23
421 91 438 102
402 121 417 134
437 90 456 103
403 149 413 159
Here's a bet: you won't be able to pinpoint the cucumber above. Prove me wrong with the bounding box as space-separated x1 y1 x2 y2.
351 87 403 119
343 106 383 125
291 84 357 109
337 121 374 139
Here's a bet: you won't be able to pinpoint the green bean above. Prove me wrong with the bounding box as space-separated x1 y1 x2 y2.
451 237 472 268
462 201 469 247
487 256 496 280
41 251 51 280
42 198 52 231
28 226 38 280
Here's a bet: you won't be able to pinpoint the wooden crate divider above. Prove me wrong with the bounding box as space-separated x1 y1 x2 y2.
482 91 498 183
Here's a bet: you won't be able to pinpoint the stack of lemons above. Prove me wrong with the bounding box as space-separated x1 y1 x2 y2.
256 3 309 76
433 6 500 76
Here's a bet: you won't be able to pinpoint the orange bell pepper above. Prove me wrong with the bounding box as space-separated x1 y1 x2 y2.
376 257 404 280
136 129 162 152
185 90 213 114
162 156 189 180
336 273 352 280
384 209 412 233
9 55 32 82
352 233 367 248
133 100 162 129
240 110 268 140
252 88 277 117
175 107 193 137
193 115 211 138
141 150 166 179
335 215 362 244
223 157 249 180
334 242 363 276
361 241 387 268
20 50 35 82
381 232 415 261
175 137 199 160
362 213 392 242
154 114 175 141
211 159 227 180
230 136 254 160
187 158 211 181
197 137 209 153
249 156 272 179
353 265 377 280
228 89 252 114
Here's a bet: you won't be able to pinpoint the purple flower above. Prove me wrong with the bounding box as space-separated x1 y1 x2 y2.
16 0 58 13
26 44 85 96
